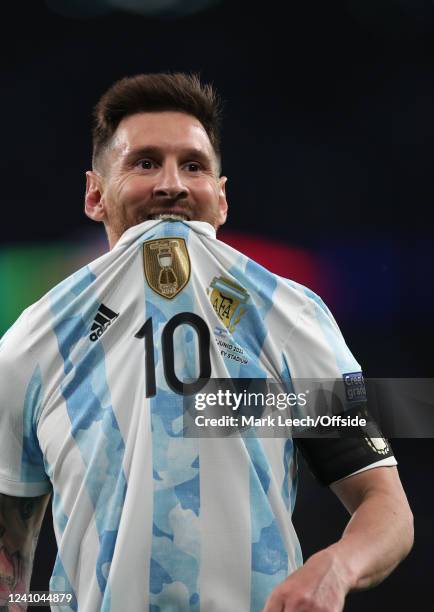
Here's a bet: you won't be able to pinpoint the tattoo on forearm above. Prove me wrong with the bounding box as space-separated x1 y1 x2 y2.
18 500 35 524
0 493 50 605
0 545 22 589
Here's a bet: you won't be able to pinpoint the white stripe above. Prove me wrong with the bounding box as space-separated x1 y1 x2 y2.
285 300 348 380
199 437 251 611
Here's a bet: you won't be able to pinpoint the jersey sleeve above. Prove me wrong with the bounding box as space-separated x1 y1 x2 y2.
284 287 362 379
0 309 51 497
282 286 397 486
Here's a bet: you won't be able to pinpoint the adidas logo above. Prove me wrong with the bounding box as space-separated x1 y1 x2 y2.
89 303 119 342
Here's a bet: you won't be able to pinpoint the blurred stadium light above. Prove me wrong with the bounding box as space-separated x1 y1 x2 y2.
0 243 100 335
0 233 328 335
45 0 223 19
3 230 430 335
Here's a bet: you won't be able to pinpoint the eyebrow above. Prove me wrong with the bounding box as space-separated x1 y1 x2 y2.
123 145 213 167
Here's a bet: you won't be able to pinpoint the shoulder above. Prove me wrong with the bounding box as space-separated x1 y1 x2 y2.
273 275 336 326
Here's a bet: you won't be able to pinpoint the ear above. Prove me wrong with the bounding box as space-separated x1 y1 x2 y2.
217 176 228 227
85 171 106 222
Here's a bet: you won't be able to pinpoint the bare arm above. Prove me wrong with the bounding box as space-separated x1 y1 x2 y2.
327 465 414 591
263 466 413 611
0 493 51 610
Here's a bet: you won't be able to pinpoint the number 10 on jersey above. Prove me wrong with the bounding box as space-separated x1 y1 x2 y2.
135 312 212 397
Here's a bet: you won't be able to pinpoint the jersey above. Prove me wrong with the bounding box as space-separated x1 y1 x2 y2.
0 219 396 612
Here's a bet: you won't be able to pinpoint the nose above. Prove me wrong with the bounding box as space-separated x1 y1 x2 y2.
152 162 188 201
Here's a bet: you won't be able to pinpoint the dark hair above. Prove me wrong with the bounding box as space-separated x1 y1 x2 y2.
92 72 223 172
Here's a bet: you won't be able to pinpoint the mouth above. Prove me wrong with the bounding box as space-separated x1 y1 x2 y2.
148 212 190 222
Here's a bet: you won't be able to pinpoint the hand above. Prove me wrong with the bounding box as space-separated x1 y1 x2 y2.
262 548 352 612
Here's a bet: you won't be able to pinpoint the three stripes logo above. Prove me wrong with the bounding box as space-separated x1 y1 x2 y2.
89 303 119 342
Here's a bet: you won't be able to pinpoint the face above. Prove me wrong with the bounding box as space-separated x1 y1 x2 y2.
85 111 228 249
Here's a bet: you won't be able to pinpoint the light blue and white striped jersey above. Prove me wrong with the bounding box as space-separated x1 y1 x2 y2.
0 220 395 612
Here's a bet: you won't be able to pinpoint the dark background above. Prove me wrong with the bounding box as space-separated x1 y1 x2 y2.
1 0 433 610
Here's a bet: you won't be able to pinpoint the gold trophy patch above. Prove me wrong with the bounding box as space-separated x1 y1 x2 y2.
143 238 190 299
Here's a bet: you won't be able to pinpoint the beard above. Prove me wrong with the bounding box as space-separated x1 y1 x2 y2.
104 198 221 249
104 200 194 246
106 206 149 242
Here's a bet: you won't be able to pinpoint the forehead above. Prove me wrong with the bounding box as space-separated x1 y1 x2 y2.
111 111 213 159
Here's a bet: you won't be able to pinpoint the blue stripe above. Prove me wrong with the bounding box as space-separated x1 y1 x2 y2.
21 366 49 485
50 558 78 612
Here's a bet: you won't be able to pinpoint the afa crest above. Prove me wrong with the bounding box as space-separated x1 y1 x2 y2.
207 276 249 332
143 238 190 299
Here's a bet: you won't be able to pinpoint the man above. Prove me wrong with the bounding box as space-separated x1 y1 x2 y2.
0 73 413 611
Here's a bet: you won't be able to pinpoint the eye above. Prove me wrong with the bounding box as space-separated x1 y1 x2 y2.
137 159 155 170
185 162 201 172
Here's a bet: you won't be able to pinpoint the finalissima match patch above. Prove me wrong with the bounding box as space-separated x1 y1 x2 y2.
343 371 367 402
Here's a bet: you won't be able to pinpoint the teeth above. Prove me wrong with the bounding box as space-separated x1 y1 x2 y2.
150 213 188 221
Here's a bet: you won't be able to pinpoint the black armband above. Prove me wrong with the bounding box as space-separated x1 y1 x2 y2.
294 405 394 486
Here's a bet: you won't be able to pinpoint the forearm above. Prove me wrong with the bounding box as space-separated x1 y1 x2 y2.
264 469 413 611
0 494 49 610
325 489 414 592
0 528 37 583
0 532 35 611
